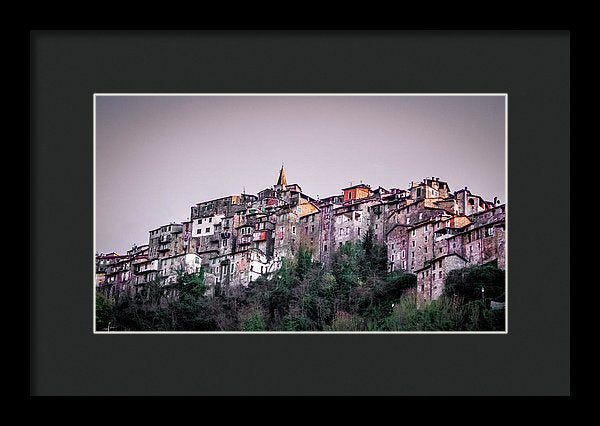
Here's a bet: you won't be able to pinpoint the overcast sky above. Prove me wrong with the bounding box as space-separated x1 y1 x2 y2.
95 95 506 254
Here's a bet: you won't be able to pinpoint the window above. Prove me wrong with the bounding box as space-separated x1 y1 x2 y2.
198 219 202 224
412 241 415 247
439 271 442 279
391 254 395 261
419 213 423 220
292 226 296 234
358 228 361 236
402 250 405 259
406 217 411 225
412 229 416 236
206 228 210 233
324 244 327 252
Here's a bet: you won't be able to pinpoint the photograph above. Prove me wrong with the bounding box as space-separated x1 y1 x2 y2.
94 94 507 333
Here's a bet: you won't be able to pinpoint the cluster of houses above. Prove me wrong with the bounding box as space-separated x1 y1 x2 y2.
96 166 505 304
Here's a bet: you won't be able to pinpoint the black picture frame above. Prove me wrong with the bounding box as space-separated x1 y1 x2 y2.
30 30 571 396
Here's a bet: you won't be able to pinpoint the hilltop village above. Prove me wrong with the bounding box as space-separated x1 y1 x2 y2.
96 167 506 304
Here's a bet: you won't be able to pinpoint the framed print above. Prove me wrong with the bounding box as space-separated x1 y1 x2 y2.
30 30 570 396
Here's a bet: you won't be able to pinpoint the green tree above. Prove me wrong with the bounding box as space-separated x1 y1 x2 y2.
443 263 505 304
95 292 113 330
168 267 214 330
240 309 267 331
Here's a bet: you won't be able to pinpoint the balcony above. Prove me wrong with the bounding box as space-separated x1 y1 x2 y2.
159 235 172 244
134 260 158 274
157 244 170 252
238 235 253 245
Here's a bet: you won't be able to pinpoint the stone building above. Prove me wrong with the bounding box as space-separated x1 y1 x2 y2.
97 170 505 305
415 253 469 303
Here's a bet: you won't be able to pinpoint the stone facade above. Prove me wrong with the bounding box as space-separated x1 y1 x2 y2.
97 170 506 303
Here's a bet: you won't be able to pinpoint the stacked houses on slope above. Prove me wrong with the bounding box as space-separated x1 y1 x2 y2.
96 166 505 304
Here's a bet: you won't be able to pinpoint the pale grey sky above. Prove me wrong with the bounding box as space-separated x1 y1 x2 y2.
95 95 506 254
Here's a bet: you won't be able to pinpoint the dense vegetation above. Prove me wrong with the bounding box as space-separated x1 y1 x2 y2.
96 228 505 332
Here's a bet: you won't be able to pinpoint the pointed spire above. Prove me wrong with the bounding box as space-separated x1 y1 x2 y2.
277 164 287 187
